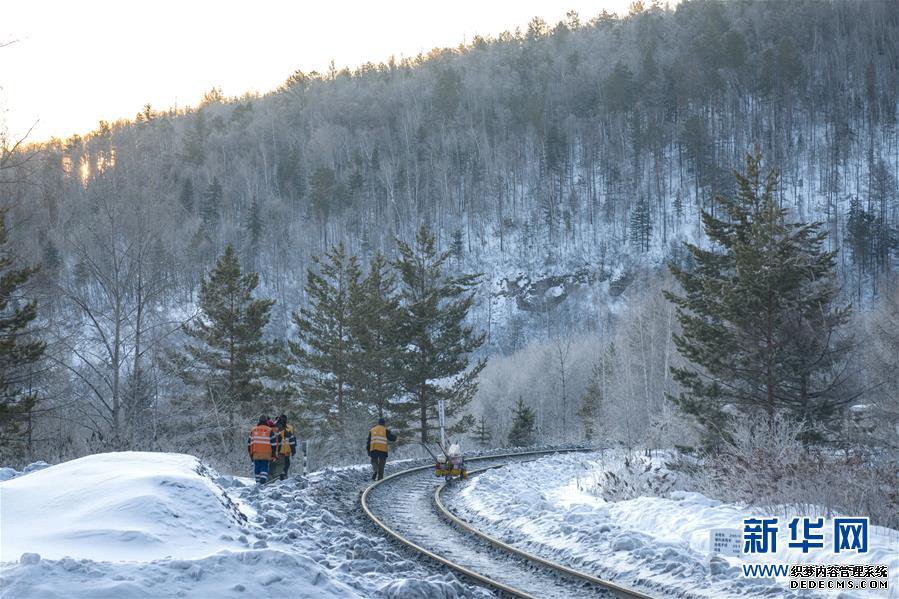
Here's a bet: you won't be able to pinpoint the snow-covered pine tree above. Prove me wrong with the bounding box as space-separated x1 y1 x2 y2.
867 156 898 285
665 150 855 446
245 196 263 268
507 397 536 447
394 224 485 443
472 415 491 447
845 196 875 302
290 242 362 435
171 244 280 448
201 178 222 230
0 208 45 450
629 195 652 252
578 348 613 442
348 252 407 428
577 363 603 441
450 229 464 264
673 190 684 222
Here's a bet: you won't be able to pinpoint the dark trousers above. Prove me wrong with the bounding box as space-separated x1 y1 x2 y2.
253 459 270 484
280 455 291 479
370 451 387 480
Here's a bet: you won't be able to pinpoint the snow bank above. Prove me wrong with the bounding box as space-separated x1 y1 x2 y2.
0 452 360 598
1 549 357 598
446 451 899 598
0 452 247 562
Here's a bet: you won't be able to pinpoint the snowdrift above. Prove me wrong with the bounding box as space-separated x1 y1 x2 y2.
0 452 247 562
0 452 359 598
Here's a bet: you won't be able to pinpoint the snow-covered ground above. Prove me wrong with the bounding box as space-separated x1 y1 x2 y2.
0 452 486 598
444 451 899 598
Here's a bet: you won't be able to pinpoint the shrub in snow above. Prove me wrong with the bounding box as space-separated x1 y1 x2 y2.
673 413 899 528
579 454 675 501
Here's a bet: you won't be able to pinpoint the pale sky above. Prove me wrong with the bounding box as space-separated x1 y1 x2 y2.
0 1 637 143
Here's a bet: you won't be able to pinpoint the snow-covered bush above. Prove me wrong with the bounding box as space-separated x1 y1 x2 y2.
577 453 677 501
674 413 899 528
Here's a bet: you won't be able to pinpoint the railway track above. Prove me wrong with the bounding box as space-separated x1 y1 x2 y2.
360 449 655 599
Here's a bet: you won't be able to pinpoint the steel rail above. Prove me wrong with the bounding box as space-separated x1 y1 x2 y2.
360 448 656 599
435 465 655 599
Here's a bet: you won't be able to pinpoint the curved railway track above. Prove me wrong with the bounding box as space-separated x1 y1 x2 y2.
360 449 655 599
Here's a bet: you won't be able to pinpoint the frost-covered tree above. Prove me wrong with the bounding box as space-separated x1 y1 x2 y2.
666 150 855 444
507 397 536 447
348 252 406 426
630 196 652 252
171 245 280 448
578 345 615 442
290 243 361 434
0 208 45 448
472 415 492 447
201 178 222 230
395 225 485 443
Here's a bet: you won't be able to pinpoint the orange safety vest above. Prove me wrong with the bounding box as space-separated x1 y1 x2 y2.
276 425 294 456
249 424 273 460
369 425 389 453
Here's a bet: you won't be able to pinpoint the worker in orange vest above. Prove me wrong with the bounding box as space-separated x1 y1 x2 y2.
366 417 397 481
247 416 277 484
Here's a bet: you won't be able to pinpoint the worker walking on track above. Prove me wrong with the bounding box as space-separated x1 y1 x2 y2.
271 414 297 480
366 417 396 481
248 416 277 484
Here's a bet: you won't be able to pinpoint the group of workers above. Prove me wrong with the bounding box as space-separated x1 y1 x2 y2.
247 414 297 484
247 415 398 484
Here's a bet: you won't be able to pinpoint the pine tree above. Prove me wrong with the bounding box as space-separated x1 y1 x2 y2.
202 178 222 229
247 197 263 245
178 178 194 214
348 252 406 426
0 209 45 447
603 62 636 112
183 113 207 167
245 197 263 267
347 169 365 207
673 190 684 222
578 345 614 442
577 366 603 441
394 224 485 443
450 229 464 264
541 194 557 241
40 239 61 293
171 245 280 447
507 397 536 447
472 415 492 447
310 167 337 223
846 196 874 301
630 196 652 252
290 242 362 434
867 157 898 278
665 150 854 444
276 148 305 207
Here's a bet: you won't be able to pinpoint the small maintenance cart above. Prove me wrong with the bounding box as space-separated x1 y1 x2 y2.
421 399 468 481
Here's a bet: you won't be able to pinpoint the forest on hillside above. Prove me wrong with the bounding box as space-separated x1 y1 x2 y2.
0 0 898 516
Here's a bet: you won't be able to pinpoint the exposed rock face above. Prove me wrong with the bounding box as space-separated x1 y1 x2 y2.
500 269 596 313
